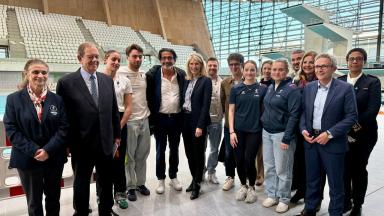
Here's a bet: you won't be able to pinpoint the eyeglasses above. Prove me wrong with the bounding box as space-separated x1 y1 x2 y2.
348 57 364 62
315 65 332 70
30 70 48 75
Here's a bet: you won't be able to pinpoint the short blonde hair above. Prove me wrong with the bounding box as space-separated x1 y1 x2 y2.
186 53 207 80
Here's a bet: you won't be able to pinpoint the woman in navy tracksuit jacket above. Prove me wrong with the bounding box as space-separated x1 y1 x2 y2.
261 59 301 213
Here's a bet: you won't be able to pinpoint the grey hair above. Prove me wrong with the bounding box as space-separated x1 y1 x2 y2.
315 53 338 68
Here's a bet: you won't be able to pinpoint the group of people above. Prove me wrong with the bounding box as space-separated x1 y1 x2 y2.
3 42 380 216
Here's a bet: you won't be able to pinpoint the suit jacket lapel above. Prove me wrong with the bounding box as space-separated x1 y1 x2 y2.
353 73 366 92
308 82 318 125
191 77 202 98
21 88 39 122
323 79 337 114
74 70 98 109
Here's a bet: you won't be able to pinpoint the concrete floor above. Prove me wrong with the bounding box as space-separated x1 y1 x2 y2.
1 114 383 216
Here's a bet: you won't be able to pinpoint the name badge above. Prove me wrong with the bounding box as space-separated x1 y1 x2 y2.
49 105 58 116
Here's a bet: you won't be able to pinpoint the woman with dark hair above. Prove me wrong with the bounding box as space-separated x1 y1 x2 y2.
103 50 132 209
260 60 273 86
182 53 212 200
339 48 381 216
228 60 267 203
4 59 68 216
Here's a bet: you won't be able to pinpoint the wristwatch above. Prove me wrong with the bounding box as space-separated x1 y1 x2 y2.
326 130 333 139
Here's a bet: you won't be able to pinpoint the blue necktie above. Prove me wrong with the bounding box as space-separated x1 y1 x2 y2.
90 74 98 106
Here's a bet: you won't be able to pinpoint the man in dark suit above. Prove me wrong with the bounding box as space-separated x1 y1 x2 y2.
339 48 381 216
146 48 186 194
56 42 121 216
297 53 357 216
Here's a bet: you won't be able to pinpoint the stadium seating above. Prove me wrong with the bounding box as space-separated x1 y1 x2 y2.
0 5 7 39
15 7 84 64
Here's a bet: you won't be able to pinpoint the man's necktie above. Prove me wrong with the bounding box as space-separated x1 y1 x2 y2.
90 74 98 106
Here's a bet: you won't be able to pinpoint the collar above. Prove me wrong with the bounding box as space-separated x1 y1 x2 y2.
317 79 332 90
347 72 363 85
80 67 97 80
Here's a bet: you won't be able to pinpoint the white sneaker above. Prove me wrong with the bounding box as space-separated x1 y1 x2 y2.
156 180 165 194
208 174 219 184
169 178 182 191
244 187 257 203
236 185 248 201
275 202 289 213
262 197 278 208
222 177 234 191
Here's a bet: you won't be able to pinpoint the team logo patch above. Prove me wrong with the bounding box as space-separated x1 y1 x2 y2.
49 105 58 115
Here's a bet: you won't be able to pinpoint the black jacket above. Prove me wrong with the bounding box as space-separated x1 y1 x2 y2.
146 65 186 128
338 73 381 138
4 89 68 169
182 76 212 129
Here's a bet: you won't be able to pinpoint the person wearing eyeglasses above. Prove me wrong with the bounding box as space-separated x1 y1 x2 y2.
297 54 358 216
338 48 381 216
220 53 244 191
4 59 68 216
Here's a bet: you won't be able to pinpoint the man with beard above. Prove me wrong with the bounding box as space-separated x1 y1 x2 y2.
290 49 305 80
204 57 223 184
146 48 186 194
117 44 151 201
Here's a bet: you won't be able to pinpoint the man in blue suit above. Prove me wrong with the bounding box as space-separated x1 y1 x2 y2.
297 54 357 216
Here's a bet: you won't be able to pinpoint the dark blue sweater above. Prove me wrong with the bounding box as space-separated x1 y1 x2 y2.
261 78 302 144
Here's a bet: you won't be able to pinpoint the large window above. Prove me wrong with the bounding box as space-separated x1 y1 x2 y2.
203 0 383 70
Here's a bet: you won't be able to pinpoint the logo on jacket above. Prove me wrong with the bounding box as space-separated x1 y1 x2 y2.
49 105 58 116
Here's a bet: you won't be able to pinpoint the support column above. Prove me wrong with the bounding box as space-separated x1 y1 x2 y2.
42 0 49 15
102 0 112 27
153 0 167 40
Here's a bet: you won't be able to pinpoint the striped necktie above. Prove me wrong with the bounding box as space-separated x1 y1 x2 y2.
90 74 98 106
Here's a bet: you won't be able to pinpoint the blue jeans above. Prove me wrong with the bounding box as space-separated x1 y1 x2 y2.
262 129 296 204
206 122 223 174
224 127 236 177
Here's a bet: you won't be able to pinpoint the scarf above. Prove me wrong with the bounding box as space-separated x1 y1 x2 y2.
27 84 48 122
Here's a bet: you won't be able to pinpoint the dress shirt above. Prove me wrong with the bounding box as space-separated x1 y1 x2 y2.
347 72 363 86
183 77 198 112
159 68 180 114
313 79 332 130
80 67 98 96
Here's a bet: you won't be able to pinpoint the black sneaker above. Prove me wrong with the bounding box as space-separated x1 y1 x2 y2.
127 189 137 201
137 185 150 196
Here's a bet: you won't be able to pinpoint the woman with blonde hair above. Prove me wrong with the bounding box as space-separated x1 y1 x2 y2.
182 53 212 200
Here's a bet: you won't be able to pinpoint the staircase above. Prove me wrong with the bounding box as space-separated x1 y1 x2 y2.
6 8 26 58
75 18 104 58
136 31 157 57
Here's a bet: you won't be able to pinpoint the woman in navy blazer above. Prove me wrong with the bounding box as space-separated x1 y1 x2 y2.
182 53 212 200
4 59 68 216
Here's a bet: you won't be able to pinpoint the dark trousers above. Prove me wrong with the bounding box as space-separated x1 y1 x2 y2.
304 143 345 216
293 134 327 199
17 164 64 216
344 133 377 207
224 127 236 177
234 130 261 186
182 113 207 183
72 148 114 216
154 113 182 180
112 112 127 194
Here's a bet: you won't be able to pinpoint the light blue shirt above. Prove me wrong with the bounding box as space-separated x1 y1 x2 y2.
80 67 99 96
182 77 198 112
312 79 332 130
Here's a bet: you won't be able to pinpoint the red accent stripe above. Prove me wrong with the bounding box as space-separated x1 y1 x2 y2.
9 186 24 196
60 179 64 187
5 136 11 146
